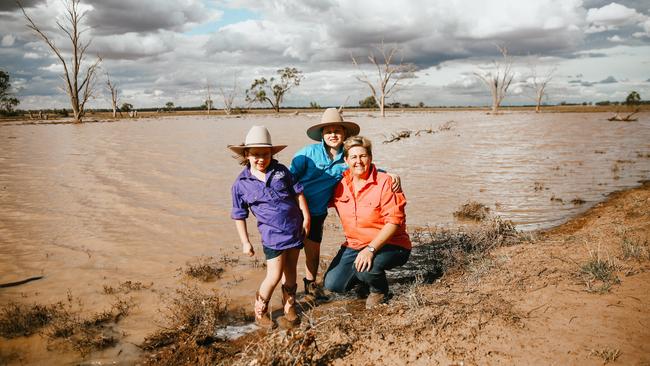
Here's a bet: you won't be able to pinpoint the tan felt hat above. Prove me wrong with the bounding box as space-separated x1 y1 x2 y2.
306 108 360 141
228 125 287 155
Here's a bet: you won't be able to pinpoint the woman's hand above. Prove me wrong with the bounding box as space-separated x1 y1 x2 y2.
242 242 255 257
354 248 374 272
388 173 402 192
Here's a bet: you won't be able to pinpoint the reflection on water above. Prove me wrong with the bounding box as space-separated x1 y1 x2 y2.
0 111 648 362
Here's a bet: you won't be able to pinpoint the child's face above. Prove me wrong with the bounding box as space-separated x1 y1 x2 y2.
245 147 272 172
321 125 346 149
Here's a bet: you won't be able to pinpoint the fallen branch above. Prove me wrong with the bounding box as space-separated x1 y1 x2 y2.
383 120 455 143
608 108 639 122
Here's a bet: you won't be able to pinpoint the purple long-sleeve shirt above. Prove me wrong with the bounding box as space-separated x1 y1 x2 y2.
231 160 305 251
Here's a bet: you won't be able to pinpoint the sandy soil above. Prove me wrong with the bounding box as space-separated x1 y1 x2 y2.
230 182 650 365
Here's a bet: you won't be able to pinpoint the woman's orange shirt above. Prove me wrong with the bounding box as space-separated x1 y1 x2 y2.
330 164 411 251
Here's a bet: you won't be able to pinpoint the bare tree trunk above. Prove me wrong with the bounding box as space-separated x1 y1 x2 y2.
475 45 514 114
20 0 101 123
205 82 212 115
351 40 416 117
105 72 119 118
527 62 555 114
220 73 240 115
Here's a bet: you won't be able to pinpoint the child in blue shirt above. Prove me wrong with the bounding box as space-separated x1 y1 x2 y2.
290 109 400 301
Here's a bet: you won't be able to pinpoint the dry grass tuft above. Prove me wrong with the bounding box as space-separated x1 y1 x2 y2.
103 280 152 295
1 294 134 356
580 248 619 293
590 348 621 363
45 296 134 356
181 256 225 281
141 285 247 366
620 232 648 261
0 302 63 338
394 217 523 284
235 307 355 366
453 201 490 221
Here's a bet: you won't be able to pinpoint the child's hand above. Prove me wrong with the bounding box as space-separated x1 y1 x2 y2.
242 242 255 257
388 173 402 193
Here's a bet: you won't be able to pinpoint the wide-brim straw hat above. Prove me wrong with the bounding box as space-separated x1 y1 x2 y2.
228 125 287 155
306 108 360 141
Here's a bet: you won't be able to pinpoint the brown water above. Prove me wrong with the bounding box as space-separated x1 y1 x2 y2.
1 111 649 364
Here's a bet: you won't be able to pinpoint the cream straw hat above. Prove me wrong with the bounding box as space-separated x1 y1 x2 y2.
228 125 287 155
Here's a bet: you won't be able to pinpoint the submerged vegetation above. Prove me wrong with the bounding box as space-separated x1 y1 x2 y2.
453 201 491 221
0 293 134 356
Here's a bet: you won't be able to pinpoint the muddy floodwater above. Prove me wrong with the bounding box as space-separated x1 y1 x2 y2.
1 111 649 364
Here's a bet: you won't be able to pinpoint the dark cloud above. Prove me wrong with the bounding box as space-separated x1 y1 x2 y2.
0 0 44 11
598 76 618 83
85 0 212 35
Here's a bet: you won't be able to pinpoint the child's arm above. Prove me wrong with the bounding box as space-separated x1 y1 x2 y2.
235 219 254 257
296 193 311 238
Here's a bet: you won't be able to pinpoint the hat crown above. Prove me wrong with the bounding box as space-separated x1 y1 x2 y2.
244 125 273 146
320 108 344 124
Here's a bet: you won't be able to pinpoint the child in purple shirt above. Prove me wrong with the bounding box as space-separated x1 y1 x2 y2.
229 126 310 328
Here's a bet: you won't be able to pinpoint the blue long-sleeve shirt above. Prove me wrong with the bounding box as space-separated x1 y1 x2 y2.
289 141 347 216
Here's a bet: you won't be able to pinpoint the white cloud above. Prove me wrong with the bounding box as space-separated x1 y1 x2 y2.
608 35 624 42
40 63 64 73
1 35 16 47
586 2 647 32
23 52 41 59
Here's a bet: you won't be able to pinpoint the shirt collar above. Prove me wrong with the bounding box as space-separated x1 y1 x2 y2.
320 139 344 162
238 159 279 181
343 163 378 188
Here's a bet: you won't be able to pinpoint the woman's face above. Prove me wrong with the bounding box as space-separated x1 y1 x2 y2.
245 147 272 172
344 145 372 177
321 125 346 149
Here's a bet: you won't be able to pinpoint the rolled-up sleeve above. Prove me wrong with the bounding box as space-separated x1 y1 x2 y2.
230 183 249 220
379 177 406 225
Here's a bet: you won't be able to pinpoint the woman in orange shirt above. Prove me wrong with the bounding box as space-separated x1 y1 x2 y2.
323 136 411 308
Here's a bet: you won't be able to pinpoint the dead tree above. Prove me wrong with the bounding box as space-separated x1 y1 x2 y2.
205 82 212 115
351 41 416 117
105 72 119 118
220 73 240 115
527 61 556 113
20 0 101 123
474 45 514 114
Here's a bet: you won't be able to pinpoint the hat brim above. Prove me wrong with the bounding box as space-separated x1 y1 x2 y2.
306 121 360 141
228 144 287 155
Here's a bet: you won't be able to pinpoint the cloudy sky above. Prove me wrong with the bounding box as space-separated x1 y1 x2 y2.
1 0 649 110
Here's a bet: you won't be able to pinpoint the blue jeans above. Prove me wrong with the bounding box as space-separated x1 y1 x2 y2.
323 244 410 294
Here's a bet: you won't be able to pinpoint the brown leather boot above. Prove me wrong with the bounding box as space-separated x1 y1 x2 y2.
254 291 274 328
365 292 387 309
280 284 300 327
303 278 330 303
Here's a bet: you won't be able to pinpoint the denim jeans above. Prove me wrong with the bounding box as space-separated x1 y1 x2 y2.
323 244 410 294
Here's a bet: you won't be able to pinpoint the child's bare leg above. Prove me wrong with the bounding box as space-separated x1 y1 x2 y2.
282 247 301 287
303 239 320 282
259 255 284 300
